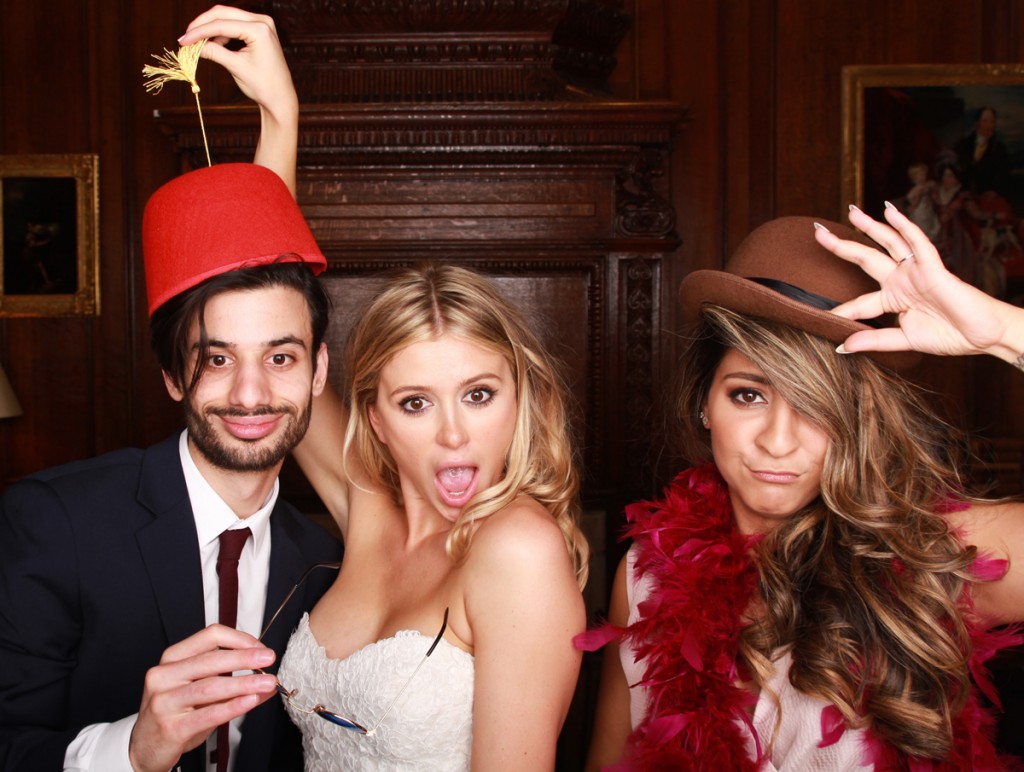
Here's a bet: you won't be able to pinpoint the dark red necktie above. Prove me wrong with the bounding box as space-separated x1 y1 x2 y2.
215 527 251 772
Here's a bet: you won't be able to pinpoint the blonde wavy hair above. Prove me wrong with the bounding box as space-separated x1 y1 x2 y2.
675 305 982 760
343 264 588 588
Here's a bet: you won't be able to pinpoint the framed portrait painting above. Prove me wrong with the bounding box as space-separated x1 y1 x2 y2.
0 154 100 316
842 64 1024 303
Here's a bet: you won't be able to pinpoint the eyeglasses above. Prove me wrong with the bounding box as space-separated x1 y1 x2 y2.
255 561 450 736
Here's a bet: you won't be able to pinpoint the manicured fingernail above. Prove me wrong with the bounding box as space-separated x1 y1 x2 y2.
836 344 850 354
254 675 278 691
884 200 895 210
255 649 275 666
813 222 831 233
848 204 862 213
177 36 186 44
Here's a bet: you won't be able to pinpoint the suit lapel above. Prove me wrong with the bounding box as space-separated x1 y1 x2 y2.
134 435 206 647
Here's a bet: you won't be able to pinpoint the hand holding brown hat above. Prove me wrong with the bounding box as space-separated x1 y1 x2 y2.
817 203 1024 366
679 214 920 370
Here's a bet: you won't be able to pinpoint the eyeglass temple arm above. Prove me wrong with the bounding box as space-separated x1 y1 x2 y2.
365 607 450 736
258 561 341 642
425 607 449 656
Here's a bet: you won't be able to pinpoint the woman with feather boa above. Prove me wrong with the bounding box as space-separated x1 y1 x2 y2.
582 204 1024 771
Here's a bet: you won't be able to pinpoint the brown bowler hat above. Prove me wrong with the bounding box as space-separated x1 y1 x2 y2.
679 216 920 371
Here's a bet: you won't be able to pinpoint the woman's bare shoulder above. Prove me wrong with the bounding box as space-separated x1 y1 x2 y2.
949 499 1024 624
456 497 580 611
470 496 569 560
947 499 1024 556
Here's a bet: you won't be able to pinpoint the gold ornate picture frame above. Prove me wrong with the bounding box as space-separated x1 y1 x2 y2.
1 154 100 316
842 64 1024 302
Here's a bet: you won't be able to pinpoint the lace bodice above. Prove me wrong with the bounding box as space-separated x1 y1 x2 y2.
277 613 474 771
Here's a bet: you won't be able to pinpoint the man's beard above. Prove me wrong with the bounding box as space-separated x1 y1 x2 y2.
184 397 313 472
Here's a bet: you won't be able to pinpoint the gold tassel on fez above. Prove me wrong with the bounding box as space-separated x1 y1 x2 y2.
142 40 211 166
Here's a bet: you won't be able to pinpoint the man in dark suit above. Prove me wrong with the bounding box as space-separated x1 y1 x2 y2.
954 105 1010 197
0 163 343 771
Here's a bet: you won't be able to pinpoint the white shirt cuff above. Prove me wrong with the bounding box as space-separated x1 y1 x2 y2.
64 714 137 771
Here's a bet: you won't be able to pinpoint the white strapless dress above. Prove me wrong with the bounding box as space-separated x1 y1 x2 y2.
277 613 474 771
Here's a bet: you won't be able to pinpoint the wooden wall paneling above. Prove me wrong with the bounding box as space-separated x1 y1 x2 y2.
89 0 135 457
982 0 1021 61
635 0 722 496
628 0 672 101
740 0 778 234
773 1 849 219
4 320 95 480
719 0 753 258
1 0 97 481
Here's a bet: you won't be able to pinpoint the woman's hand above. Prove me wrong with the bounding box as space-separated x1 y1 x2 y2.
814 203 1024 366
179 6 298 195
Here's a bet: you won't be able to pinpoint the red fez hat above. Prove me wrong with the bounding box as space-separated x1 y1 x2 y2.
680 216 920 371
143 163 326 315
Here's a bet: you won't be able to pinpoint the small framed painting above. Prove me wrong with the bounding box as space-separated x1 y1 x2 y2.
1 154 100 316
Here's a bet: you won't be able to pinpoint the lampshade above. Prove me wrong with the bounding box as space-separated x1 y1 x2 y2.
0 364 22 418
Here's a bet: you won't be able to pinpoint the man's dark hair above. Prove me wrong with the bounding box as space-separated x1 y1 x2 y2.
151 260 331 393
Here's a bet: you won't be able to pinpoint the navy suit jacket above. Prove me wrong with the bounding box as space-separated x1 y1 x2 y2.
0 434 342 771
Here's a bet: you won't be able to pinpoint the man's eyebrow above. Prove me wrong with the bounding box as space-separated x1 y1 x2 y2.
267 335 307 349
191 335 308 352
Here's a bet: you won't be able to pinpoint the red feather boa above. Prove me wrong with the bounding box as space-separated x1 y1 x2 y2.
576 464 1023 771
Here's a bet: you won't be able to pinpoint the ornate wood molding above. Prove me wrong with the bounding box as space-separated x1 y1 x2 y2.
157 102 687 145
615 150 676 239
258 0 631 101
622 256 659 498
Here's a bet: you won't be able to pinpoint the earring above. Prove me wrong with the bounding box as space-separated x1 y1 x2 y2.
699 410 709 428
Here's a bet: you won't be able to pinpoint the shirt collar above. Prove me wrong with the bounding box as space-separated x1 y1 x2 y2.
178 430 278 552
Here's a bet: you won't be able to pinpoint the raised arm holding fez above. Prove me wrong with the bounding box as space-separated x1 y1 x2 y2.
180 5 299 196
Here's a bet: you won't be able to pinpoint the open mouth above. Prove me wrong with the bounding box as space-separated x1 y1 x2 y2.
436 465 478 508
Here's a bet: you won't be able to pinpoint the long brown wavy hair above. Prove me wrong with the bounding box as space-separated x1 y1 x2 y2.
342 264 588 589
675 305 983 759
